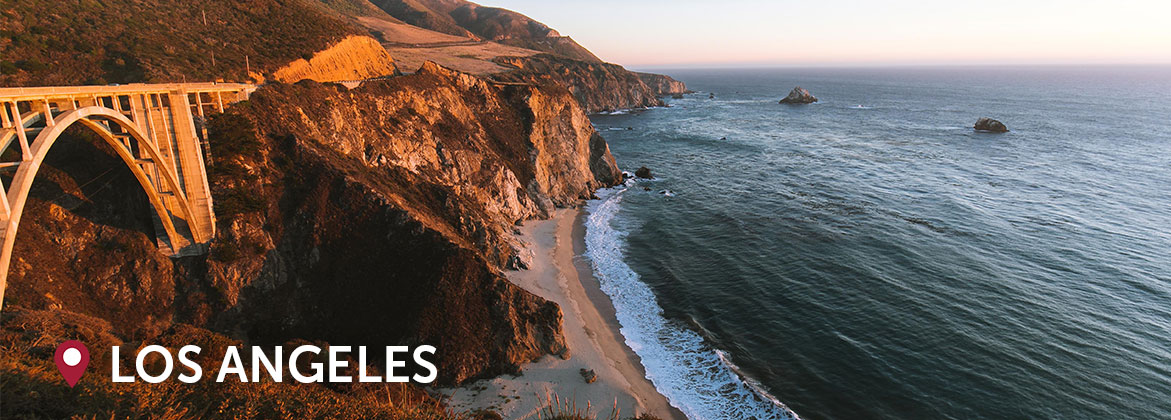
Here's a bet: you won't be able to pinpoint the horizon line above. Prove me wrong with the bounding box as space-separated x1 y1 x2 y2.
626 61 1171 72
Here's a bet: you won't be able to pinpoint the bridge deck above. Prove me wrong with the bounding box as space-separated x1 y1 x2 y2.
0 82 256 101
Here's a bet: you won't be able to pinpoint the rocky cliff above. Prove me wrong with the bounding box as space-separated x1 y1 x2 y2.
493 54 668 113
3 63 620 388
272 35 398 82
637 72 691 96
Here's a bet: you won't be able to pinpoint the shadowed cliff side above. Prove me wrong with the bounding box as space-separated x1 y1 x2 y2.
202 63 620 383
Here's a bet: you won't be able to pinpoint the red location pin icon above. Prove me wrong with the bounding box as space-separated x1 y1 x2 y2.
54 340 90 387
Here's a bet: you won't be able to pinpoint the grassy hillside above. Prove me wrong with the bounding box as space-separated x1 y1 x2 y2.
369 0 601 62
0 0 364 86
1 309 463 420
367 0 477 39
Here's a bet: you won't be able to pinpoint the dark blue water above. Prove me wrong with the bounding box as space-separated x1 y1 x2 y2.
586 66 1171 420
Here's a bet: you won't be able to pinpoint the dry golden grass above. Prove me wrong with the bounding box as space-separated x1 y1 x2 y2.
387 44 538 74
357 16 472 45
0 309 463 420
352 14 539 75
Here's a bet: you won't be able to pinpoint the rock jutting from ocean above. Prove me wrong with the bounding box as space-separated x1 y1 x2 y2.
974 117 1009 132
780 86 818 104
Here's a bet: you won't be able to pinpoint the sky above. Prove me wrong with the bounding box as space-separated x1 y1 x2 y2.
479 0 1171 68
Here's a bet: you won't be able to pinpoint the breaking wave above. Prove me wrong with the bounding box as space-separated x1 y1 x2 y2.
583 186 801 420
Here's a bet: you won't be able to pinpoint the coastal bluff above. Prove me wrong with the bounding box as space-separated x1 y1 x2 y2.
272 35 398 83
4 63 621 388
493 54 676 113
0 0 683 417
637 72 691 96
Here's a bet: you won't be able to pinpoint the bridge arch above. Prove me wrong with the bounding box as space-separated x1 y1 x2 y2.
0 106 201 297
1 83 253 308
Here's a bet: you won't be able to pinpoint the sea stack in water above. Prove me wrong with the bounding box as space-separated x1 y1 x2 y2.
779 86 818 104
974 117 1009 133
635 166 653 179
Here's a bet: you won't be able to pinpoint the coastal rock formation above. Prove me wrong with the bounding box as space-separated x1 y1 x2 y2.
974 117 1009 132
636 166 653 179
580 368 598 383
5 63 621 386
272 35 398 83
493 54 669 113
637 72 691 96
205 62 619 384
779 86 818 104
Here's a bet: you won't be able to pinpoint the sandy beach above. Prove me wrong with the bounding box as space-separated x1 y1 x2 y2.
441 207 686 420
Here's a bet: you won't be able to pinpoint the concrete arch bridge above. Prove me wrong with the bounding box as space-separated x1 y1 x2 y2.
0 83 255 307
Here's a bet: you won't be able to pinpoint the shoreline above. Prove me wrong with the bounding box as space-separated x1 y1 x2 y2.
442 206 686 420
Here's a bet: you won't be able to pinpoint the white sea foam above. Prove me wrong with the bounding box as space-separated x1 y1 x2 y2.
584 187 801 420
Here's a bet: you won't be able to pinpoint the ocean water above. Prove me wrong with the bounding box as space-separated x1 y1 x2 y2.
585 66 1171 420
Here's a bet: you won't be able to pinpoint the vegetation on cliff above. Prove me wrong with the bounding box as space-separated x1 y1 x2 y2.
1 309 460 419
367 0 601 62
0 0 365 86
271 35 399 82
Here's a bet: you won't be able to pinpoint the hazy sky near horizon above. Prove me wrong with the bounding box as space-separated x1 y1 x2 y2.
480 0 1171 68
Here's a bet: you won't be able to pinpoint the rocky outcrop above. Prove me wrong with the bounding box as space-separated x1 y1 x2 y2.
637 72 690 96
273 35 398 83
635 166 653 179
974 117 1009 132
6 63 621 385
205 62 619 383
492 54 665 113
779 86 817 104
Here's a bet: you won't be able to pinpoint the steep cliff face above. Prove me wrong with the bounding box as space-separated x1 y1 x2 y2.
637 72 691 96
272 35 398 82
201 63 619 382
493 54 666 113
3 63 619 385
